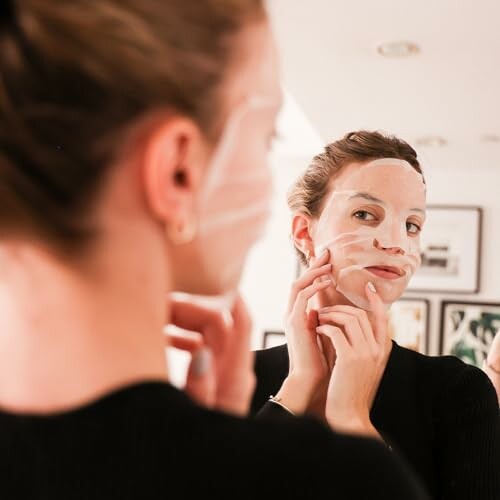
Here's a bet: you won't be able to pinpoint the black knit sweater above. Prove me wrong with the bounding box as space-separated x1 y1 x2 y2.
252 342 500 500
0 381 429 499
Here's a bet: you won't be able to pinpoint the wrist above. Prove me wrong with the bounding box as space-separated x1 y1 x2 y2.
326 411 381 440
274 374 316 414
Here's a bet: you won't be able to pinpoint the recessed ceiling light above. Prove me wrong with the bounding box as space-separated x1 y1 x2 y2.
481 134 500 143
415 135 447 147
377 41 420 58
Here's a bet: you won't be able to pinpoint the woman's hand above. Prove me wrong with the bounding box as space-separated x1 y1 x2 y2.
484 330 500 404
166 294 255 416
316 282 392 438
273 249 333 414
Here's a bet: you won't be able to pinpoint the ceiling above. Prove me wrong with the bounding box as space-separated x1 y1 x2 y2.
269 0 500 171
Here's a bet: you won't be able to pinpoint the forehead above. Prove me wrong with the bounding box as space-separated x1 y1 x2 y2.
329 160 426 207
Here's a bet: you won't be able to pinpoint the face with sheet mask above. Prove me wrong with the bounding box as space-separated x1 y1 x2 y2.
169 25 282 297
311 159 426 311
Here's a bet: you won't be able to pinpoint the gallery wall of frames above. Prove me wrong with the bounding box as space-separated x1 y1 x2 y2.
262 205 499 371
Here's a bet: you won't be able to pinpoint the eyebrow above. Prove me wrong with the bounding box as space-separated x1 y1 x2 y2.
348 192 385 205
348 192 425 214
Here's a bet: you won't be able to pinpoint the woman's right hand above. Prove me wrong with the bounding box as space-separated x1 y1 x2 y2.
273 249 333 414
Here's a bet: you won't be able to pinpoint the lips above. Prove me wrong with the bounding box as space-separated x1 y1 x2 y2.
364 265 404 280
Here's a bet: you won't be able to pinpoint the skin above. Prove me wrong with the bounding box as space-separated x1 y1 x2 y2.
275 160 427 436
298 161 426 309
0 21 281 416
484 331 500 404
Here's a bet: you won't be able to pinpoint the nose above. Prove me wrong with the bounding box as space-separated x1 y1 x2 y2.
373 238 405 256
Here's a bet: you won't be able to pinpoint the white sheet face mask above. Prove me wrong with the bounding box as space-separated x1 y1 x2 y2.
170 95 279 299
312 159 426 311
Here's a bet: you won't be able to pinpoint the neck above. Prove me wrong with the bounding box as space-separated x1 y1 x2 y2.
0 236 170 414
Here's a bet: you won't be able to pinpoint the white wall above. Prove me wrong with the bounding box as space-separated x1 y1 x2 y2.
240 155 308 349
408 158 500 355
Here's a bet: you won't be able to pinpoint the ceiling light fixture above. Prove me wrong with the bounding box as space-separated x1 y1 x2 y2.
377 41 420 58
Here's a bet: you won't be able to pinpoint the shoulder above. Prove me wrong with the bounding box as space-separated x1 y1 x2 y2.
407 348 498 416
254 343 289 371
198 407 427 499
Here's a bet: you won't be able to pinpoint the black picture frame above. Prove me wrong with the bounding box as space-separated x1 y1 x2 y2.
407 205 482 294
439 300 500 367
262 330 286 349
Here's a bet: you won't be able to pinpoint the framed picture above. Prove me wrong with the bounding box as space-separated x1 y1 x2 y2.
388 298 429 354
262 330 286 349
407 205 482 294
440 301 500 368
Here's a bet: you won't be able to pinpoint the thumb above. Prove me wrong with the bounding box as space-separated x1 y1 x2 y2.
365 282 388 345
184 347 216 408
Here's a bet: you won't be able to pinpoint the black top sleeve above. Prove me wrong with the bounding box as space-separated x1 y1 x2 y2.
251 407 430 500
435 361 500 500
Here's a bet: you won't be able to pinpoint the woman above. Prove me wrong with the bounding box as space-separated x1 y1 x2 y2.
252 131 500 499
0 2 428 499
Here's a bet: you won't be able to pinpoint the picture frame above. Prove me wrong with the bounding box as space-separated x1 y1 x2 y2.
440 300 500 368
407 205 482 294
388 297 430 354
262 330 286 349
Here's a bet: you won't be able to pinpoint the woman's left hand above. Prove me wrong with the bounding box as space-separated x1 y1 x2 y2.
316 283 392 438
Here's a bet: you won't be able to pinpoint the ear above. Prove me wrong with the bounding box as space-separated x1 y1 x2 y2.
141 116 209 226
291 213 315 260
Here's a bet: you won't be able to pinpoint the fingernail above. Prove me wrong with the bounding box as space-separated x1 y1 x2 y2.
367 281 376 293
192 348 212 377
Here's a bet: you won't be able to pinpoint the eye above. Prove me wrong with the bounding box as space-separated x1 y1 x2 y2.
406 221 421 235
353 210 377 222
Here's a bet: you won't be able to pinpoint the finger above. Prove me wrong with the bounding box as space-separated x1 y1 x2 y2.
317 310 365 347
318 330 336 371
292 279 332 317
319 305 376 349
218 295 256 415
316 324 349 355
230 295 253 342
165 331 203 352
287 262 332 312
169 299 229 355
365 282 388 345
309 248 330 268
184 348 216 408
306 309 319 329
227 295 254 369
169 300 227 333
